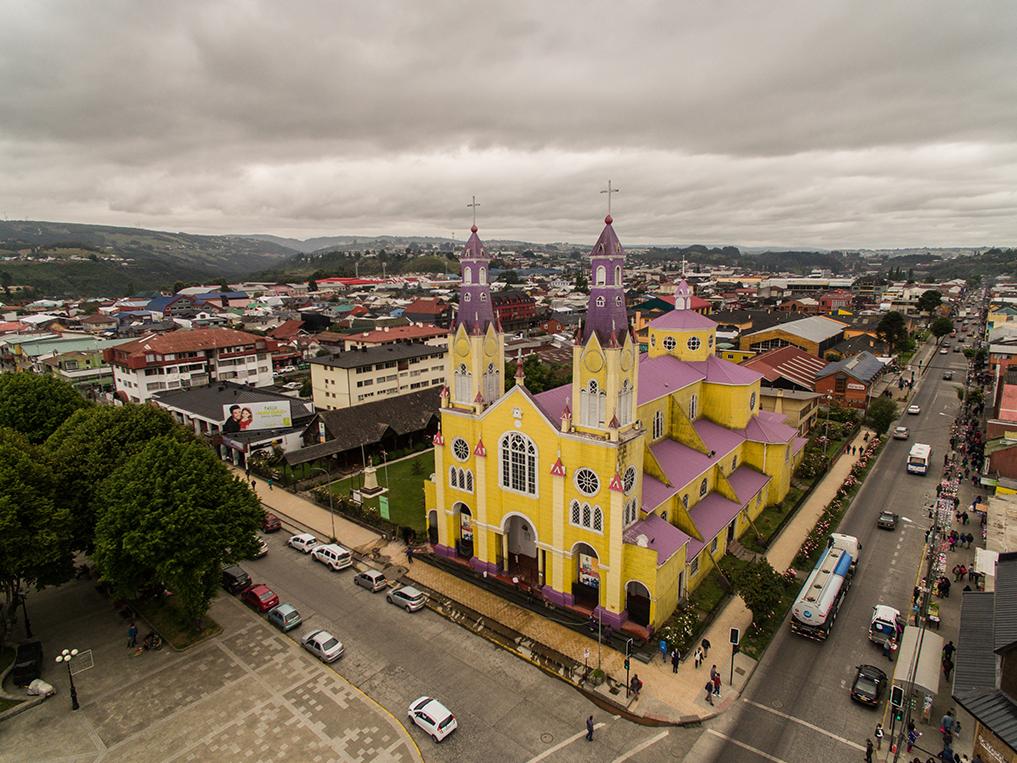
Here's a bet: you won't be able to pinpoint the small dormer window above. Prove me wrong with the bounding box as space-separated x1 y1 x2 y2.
615 295 623 306
480 292 488 302
464 293 471 302
596 296 605 307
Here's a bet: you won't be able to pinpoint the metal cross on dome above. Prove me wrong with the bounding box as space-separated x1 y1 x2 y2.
467 195 480 227
600 180 620 216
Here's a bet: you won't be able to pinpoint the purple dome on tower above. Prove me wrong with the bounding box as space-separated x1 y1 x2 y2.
456 226 495 333
582 216 630 344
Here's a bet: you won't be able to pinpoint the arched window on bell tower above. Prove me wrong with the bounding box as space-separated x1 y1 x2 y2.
618 378 633 426
454 363 472 403
580 379 605 427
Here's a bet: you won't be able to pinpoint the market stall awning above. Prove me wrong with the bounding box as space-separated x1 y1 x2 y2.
892 627 944 698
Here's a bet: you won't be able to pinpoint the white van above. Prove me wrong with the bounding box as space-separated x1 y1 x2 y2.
311 543 353 571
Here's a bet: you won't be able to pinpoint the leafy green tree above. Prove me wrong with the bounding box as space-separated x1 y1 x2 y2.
46 406 186 550
575 270 589 294
727 558 787 627
93 437 262 627
864 397 898 435
930 317 954 339
876 311 908 354
0 428 73 648
0 373 89 444
917 290 942 315
500 270 521 285
0 270 12 295
308 279 318 292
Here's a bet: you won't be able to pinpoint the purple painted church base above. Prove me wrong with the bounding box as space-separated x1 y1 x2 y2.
541 586 575 608
433 544 455 559
593 606 626 630
469 558 500 575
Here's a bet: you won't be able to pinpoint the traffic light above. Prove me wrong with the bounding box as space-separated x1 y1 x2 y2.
890 685 904 709
624 658 630 670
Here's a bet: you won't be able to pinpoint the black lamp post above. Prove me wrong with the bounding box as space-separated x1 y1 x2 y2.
55 648 80 710
18 591 33 638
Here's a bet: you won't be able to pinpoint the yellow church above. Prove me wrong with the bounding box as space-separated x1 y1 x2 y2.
423 216 805 634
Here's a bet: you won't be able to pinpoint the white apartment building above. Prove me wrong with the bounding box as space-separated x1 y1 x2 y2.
310 342 445 410
104 328 276 403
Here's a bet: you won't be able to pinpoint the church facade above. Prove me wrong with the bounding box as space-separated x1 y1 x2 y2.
423 216 806 632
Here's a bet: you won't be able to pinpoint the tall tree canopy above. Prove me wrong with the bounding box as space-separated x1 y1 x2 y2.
864 397 898 436
0 428 73 648
46 405 187 550
876 311 908 353
931 317 954 339
917 289 943 315
0 373 88 443
93 437 262 625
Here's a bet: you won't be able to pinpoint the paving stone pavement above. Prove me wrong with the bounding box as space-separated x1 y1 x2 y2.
0 579 421 763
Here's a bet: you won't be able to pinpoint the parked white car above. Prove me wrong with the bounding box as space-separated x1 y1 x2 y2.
907 404 921 415
287 533 318 553
301 629 345 663
311 543 353 571
387 585 427 612
408 696 458 742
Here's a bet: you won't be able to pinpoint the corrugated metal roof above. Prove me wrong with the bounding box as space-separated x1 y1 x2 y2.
994 552 1017 653
954 689 1017 750
953 591 998 694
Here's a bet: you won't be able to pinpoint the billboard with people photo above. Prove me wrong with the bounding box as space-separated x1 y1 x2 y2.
222 401 292 433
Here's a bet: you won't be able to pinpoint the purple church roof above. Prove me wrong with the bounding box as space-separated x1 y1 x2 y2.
650 438 725 495
623 514 690 564
642 474 680 512
694 418 745 457
649 310 717 331
687 493 742 558
637 354 706 404
456 225 495 333
726 466 771 504
743 410 797 444
532 383 571 421
583 216 629 344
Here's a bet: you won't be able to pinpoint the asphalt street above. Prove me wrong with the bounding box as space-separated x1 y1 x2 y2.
241 534 702 763
686 342 970 763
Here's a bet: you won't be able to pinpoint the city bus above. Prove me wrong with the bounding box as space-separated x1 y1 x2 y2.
907 443 932 475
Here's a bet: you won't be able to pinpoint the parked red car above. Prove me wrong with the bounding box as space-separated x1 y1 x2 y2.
240 584 279 613
261 513 282 533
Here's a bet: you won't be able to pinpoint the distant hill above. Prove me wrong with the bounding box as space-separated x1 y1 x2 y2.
0 221 298 297
923 247 1017 283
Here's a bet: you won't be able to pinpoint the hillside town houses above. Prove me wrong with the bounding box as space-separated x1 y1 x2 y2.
0 250 1009 481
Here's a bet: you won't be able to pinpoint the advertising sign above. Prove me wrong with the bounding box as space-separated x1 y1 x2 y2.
379 496 390 520
221 401 292 433
579 553 600 588
460 514 473 542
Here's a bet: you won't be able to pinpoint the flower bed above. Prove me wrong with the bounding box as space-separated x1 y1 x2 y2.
793 435 885 571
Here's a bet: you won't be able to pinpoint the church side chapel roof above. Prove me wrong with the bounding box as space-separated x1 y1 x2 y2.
687 493 743 558
623 513 691 563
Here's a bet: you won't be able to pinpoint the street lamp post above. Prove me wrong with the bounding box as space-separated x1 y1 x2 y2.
55 648 80 710
18 591 33 638
312 466 336 542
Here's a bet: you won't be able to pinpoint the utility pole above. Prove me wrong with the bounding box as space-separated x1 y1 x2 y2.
624 637 633 697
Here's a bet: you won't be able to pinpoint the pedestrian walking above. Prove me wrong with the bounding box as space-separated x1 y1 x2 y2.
941 578 952 598
694 646 704 668
659 638 668 663
127 621 138 648
251 478 257 490
701 637 711 658
941 709 956 737
630 674 642 699
942 641 956 662
874 723 884 750
907 725 921 752
967 532 975 548
671 649 681 674
952 563 963 582
267 478 273 491
865 738 874 763
713 672 721 697
704 680 714 705
586 715 594 742
962 511 969 525
943 657 954 681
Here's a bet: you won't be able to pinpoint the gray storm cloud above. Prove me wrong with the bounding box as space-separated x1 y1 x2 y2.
1 0 1015 247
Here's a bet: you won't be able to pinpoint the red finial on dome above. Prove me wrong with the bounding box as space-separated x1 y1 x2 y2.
604 214 613 225
471 224 478 233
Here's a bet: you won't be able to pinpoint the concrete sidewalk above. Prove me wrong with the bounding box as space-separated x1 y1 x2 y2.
239 430 879 725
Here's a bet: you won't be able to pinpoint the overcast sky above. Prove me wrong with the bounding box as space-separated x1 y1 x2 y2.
2 1 1016 248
